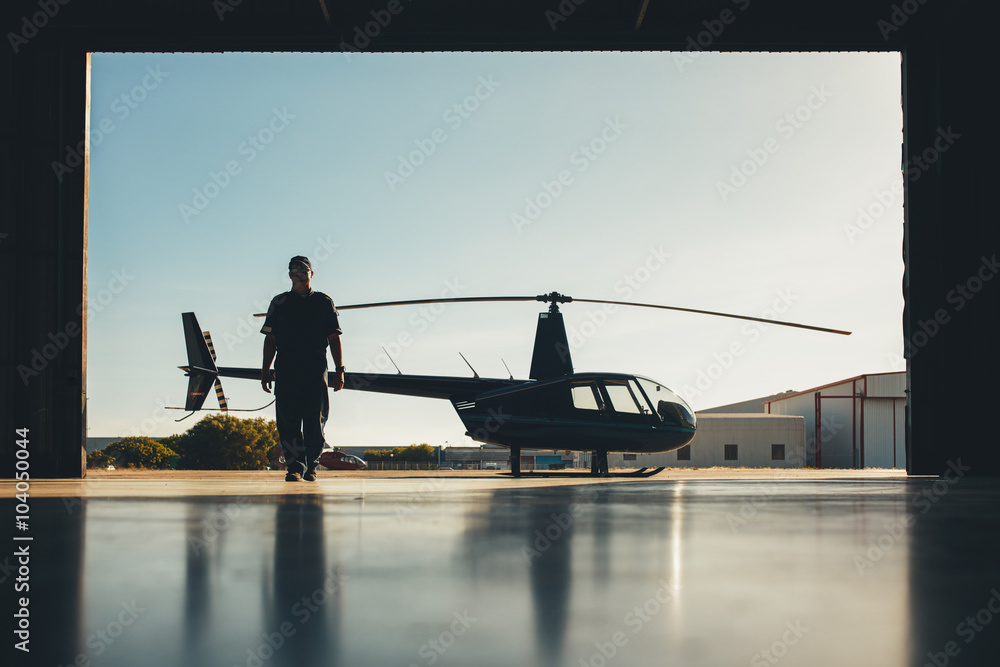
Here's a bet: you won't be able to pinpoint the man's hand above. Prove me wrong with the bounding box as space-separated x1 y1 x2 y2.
329 333 344 392
262 335 277 393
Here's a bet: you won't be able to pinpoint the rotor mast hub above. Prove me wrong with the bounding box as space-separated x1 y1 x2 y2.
536 291 573 313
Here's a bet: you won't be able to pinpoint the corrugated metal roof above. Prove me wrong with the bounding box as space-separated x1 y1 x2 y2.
698 391 795 414
764 372 905 404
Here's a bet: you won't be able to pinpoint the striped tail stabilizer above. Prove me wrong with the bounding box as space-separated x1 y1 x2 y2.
181 312 221 412
203 332 228 411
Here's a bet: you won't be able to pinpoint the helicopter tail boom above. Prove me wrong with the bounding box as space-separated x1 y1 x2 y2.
342 372 524 400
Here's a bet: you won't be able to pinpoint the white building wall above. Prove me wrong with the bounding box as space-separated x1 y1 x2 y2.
894 399 906 467
819 393 858 469
864 398 905 468
609 415 805 468
767 392 820 466
865 372 907 398
765 372 906 469
768 379 857 468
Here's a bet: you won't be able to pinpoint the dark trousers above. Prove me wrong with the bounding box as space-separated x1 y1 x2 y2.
275 378 329 474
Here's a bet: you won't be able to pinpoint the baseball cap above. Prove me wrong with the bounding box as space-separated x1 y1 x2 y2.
288 256 312 273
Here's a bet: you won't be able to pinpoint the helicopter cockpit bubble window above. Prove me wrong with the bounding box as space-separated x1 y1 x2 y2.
635 377 697 430
629 379 655 415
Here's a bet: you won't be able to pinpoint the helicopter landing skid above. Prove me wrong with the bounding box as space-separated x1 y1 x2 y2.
499 467 666 479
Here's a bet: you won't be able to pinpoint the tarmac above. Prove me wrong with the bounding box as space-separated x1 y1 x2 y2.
5 468 1000 667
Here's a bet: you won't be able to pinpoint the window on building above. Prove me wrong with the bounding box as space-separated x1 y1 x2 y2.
676 445 691 461
623 453 637 461
772 444 785 461
724 444 738 461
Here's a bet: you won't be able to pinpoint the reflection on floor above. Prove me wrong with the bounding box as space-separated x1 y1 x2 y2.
7 476 1000 666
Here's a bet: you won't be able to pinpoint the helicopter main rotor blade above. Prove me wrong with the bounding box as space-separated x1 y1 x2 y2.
336 296 539 311
253 292 850 335
252 295 542 317
571 297 851 335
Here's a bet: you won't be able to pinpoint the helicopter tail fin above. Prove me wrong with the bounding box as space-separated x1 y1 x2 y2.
180 312 226 412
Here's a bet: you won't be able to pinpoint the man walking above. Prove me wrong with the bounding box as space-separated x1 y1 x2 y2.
261 256 345 482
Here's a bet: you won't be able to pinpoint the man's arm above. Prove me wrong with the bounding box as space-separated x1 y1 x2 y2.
261 334 277 393
329 333 344 391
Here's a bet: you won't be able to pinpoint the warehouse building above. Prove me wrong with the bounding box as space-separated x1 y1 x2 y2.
696 391 796 415
609 413 806 469
765 372 906 469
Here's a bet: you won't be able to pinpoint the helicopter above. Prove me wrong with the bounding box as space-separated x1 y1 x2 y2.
176 291 850 476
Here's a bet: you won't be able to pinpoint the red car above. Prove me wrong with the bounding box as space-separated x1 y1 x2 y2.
317 449 367 471
270 448 367 471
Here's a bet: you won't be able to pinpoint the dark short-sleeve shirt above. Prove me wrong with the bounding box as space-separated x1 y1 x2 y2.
260 290 341 380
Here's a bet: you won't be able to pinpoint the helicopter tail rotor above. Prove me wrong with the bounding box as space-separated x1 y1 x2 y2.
202 331 228 411
179 312 228 412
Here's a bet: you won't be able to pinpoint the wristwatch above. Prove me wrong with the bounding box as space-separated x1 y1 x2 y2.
335 366 346 373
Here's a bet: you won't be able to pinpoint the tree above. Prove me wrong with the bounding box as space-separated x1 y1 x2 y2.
173 414 278 470
159 433 185 453
364 443 435 462
86 449 113 469
90 436 178 469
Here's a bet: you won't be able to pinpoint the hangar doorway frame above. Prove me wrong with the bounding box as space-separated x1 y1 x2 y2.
1 3 993 478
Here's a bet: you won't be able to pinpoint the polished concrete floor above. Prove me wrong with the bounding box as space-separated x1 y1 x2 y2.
6 473 1000 667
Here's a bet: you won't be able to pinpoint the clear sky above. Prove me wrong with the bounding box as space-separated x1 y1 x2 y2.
86 50 903 448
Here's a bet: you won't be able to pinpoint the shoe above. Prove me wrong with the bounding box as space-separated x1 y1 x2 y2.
303 469 317 482
285 471 301 482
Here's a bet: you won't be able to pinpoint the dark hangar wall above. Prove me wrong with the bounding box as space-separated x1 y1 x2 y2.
1 0 994 477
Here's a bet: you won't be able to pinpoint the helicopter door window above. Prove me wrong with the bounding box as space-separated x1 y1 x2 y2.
628 379 655 414
603 382 643 414
571 384 605 411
